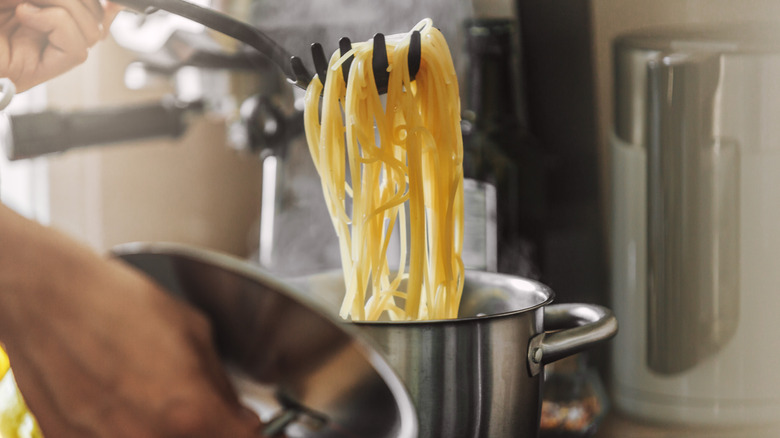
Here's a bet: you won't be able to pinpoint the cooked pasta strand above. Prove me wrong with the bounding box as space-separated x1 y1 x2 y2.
303 19 464 321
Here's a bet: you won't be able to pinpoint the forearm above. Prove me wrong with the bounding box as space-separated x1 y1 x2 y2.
0 203 105 345
0 203 49 341
0 203 266 437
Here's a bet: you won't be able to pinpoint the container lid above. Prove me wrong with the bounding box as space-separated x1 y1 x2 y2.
613 22 780 146
616 22 780 54
112 242 417 438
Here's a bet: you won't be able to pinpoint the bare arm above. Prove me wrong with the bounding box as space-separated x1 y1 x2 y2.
0 204 266 437
0 2 268 435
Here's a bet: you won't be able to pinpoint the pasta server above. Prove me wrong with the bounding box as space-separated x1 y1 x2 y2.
112 0 422 94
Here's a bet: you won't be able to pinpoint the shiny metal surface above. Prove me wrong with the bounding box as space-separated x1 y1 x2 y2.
644 53 739 374
529 303 619 373
112 242 417 438
301 270 617 438
613 25 771 374
614 23 780 147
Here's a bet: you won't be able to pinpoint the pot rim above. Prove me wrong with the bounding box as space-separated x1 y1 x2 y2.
351 271 556 326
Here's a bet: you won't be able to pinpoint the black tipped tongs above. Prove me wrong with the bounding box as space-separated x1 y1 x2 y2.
113 0 421 94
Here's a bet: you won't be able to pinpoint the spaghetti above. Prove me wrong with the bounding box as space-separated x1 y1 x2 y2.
303 19 464 321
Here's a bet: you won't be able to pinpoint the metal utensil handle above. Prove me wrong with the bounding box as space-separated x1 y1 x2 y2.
527 304 618 376
112 0 304 85
3 98 201 160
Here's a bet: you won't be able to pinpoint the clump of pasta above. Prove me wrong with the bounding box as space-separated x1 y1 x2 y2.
303 19 464 321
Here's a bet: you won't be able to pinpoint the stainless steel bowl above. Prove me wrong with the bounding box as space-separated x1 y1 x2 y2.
113 242 417 438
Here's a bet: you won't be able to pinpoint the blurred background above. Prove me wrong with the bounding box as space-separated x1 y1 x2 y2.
3 0 780 436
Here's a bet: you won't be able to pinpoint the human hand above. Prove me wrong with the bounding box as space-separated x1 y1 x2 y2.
0 0 121 92
0 205 268 437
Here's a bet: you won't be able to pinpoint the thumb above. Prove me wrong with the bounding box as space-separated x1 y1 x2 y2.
210 403 268 438
101 1 122 38
0 0 24 10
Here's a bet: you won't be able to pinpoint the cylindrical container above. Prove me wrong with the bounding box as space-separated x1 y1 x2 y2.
611 23 780 425
461 18 546 276
306 270 617 438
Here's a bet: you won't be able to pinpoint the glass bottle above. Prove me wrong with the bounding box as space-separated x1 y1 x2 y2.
461 18 546 278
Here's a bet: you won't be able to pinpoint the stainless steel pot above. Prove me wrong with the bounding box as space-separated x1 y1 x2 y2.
301 271 617 438
114 242 617 438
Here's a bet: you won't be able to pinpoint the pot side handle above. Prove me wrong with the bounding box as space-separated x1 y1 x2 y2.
526 304 618 377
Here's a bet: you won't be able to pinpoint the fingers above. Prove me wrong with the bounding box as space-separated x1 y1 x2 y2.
182 309 265 437
102 1 122 37
184 310 242 407
0 19 18 77
81 0 105 21
7 3 88 91
6 0 116 91
0 1 25 14
3 25 46 91
15 3 89 69
15 3 88 50
207 398 265 438
0 2 23 27
25 0 104 46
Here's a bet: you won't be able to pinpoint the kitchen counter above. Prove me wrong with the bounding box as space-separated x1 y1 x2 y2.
595 411 780 438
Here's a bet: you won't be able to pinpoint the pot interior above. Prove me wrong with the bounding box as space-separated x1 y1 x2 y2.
300 270 554 322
